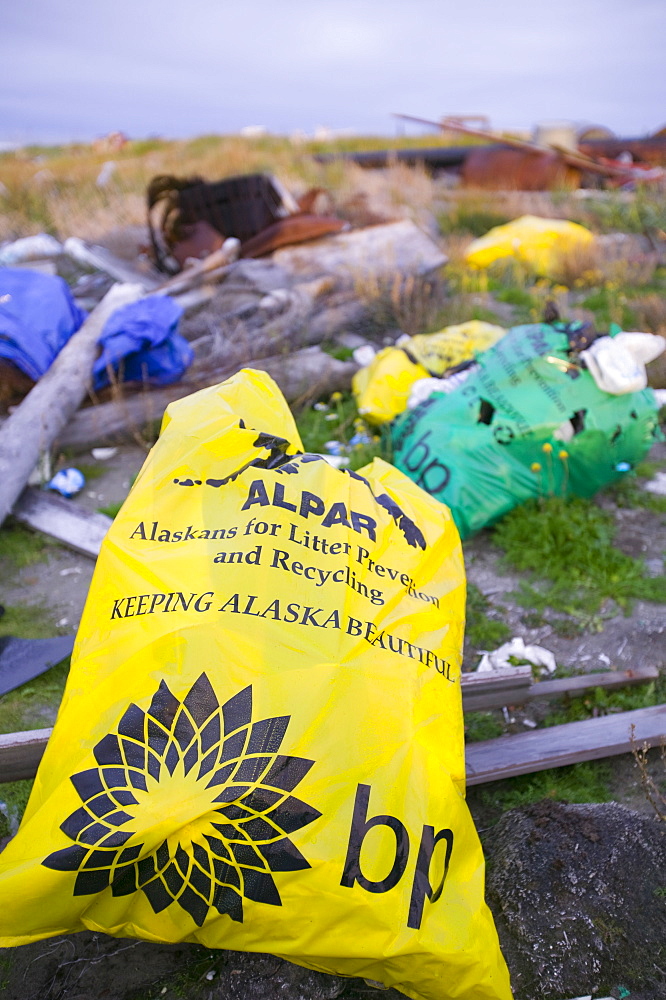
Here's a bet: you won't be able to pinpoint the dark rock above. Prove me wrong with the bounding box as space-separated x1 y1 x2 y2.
0 932 401 1000
484 799 666 999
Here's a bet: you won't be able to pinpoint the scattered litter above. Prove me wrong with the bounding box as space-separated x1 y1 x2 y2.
392 321 661 538
352 344 376 367
464 215 594 274
46 468 85 498
0 268 85 381
644 471 666 496
0 634 74 697
478 637 557 675
0 233 63 266
407 367 476 409
598 653 611 666
204 970 216 981
95 161 116 188
59 566 82 577
92 295 192 390
313 453 349 468
353 320 505 424
522 718 537 728
91 447 118 461
56 618 69 628
580 332 665 394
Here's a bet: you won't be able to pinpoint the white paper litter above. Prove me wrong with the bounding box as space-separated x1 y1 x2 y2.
580 332 665 395
477 637 557 675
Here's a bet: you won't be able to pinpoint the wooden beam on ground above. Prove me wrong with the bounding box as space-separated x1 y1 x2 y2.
461 666 533 712
55 348 358 451
465 704 666 785
12 488 112 558
4 705 664 787
460 665 660 713
526 666 659 701
0 728 52 782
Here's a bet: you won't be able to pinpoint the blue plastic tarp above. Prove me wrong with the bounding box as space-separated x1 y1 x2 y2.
0 269 85 380
92 296 192 390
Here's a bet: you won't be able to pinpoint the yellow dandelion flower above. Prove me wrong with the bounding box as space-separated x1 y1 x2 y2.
542 443 553 454
531 463 542 473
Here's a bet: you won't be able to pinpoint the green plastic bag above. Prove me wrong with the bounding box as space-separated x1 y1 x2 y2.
392 323 662 538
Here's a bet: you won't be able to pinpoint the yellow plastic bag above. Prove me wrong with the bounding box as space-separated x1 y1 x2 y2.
0 370 511 1000
464 214 594 275
353 321 506 424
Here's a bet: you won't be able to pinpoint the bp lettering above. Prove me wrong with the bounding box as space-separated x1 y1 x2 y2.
340 783 454 929
402 431 450 493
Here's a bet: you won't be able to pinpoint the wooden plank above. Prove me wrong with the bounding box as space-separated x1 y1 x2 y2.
465 704 666 785
12 488 112 558
527 666 659 700
4 704 664 787
0 728 52 783
55 348 357 451
461 666 532 712
461 665 659 712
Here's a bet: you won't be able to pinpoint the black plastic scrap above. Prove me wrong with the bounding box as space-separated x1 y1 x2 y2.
0 635 74 697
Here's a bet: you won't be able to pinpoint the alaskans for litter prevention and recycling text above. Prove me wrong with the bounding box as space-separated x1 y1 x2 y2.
0 370 512 1000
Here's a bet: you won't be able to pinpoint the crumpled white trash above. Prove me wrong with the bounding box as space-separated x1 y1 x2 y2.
477 636 557 675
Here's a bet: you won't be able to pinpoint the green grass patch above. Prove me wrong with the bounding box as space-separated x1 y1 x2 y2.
438 207 512 238
464 711 504 743
0 657 70 735
0 603 61 640
465 583 511 650
495 287 536 308
604 473 666 514
98 500 124 519
75 462 107 481
0 521 49 569
0 779 34 835
294 393 391 471
543 673 666 727
492 495 666 618
469 760 613 827
579 286 638 329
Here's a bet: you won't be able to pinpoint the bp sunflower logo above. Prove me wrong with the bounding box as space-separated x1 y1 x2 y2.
42 675 321 926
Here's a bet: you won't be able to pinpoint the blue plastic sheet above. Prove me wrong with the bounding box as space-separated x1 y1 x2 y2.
0 269 192 390
0 269 85 380
93 296 192 389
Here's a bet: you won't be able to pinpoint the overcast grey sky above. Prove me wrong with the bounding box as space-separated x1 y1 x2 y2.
1 0 664 145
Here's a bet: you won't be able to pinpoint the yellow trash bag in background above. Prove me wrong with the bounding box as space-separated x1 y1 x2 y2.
0 370 512 1000
464 214 594 275
353 321 506 424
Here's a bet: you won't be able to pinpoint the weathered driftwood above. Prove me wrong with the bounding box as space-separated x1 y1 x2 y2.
55 348 358 450
272 219 447 284
465 704 666 785
13 488 112 558
63 237 160 288
4 704 664 786
0 283 145 528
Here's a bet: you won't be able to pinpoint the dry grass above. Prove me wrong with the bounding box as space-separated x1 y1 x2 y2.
0 135 357 242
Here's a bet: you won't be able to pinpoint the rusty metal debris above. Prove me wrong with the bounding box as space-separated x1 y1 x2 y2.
147 172 346 273
394 113 666 189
